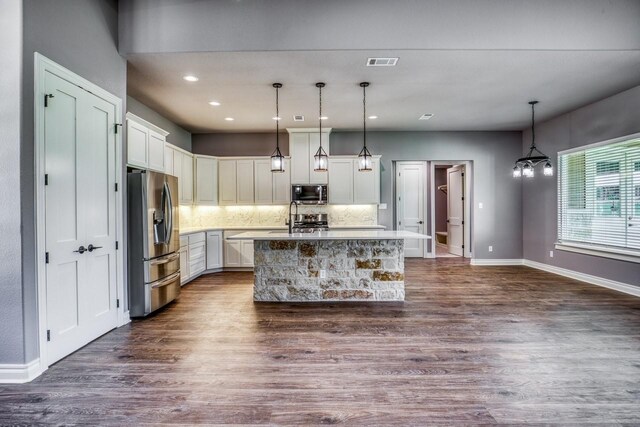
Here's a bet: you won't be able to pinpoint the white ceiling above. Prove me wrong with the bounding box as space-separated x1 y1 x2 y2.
127 49 640 133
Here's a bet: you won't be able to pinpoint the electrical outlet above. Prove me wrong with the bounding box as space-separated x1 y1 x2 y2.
479 202 483 209
379 203 387 210
320 270 326 279
549 250 554 258
488 246 493 252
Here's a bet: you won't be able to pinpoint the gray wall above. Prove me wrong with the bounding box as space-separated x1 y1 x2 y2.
119 0 640 54
128 96 192 151
331 131 523 260
523 85 640 286
0 0 25 365
193 133 289 157
5 0 127 365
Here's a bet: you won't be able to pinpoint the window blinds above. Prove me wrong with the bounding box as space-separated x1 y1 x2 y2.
558 135 640 253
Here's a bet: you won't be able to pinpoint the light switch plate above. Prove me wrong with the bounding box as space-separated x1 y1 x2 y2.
320 270 327 279
488 246 493 252
479 202 484 209
549 250 554 258
379 203 387 210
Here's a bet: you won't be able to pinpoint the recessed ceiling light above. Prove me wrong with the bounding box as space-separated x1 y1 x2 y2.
368 115 378 119
319 116 328 120
183 75 199 82
208 101 221 106
272 116 281 121
419 113 434 120
293 115 304 121
224 117 234 121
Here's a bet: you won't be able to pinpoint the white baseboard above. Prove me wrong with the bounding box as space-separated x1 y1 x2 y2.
523 259 640 298
0 358 42 383
470 259 524 266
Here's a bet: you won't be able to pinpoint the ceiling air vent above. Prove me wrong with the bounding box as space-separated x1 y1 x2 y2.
419 113 434 120
293 115 305 121
367 57 399 67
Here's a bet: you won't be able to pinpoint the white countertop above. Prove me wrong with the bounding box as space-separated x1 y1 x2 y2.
227 230 431 241
179 224 386 235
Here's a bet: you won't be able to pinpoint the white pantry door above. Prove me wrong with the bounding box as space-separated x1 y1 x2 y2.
396 162 425 257
447 165 465 256
44 71 118 364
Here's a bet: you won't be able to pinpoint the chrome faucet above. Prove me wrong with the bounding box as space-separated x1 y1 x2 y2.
288 201 299 234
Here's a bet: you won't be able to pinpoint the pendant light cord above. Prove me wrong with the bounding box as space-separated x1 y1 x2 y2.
363 84 367 149
319 84 322 148
276 85 280 149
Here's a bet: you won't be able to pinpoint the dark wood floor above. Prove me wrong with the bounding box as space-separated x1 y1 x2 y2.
2 259 640 425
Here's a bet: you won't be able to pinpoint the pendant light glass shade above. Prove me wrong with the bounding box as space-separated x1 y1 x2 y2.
314 82 329 172
358 82 373 172
513 101 552 178
271 83 285 173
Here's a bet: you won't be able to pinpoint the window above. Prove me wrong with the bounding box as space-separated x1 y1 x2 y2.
558 134 640 260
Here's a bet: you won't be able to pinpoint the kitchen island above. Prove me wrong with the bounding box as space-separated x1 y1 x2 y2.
228 230 430 302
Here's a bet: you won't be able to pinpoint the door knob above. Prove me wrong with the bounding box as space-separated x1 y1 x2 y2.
87 244 103 252
73 245 87 254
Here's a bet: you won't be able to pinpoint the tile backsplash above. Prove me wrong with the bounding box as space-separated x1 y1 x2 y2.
179 205 378 229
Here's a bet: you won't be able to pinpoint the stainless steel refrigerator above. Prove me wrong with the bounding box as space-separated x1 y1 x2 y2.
128 170 180 317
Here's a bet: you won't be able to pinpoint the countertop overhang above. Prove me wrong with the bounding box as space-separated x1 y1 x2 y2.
227 230 431 241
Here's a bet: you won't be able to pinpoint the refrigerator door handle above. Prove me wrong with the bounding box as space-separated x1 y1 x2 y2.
149 271 180 289
164 181 173 245
149 252 180 266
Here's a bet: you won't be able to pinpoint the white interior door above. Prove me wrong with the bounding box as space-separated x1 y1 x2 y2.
447 165 465 256
44 71 118 364
396 162 425 257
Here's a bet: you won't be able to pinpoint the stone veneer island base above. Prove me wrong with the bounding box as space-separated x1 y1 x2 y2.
254 239 405 302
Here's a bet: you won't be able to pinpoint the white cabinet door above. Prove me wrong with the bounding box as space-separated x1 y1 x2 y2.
353 158 380 204
290 133 310 184
328 158 354 204
224 240 242 267
179 245 189 285
195 156 218 206
273 159 291 204
127 120 148 169
206 231 223 270
254 159 273 204
236 160 255 204
180 152 193 205
219 160 237 205
241 240 254 267
173 149 183 184
164 145 174 175
189 241 206 277
309 132 329 184
147 130 165 172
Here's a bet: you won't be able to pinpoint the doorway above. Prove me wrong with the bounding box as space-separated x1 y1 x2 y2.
395 162 427 257
35 54 126 370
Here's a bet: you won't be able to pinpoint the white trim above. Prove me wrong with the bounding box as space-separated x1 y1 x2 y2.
125 112 170 137
524 259 640 298
557 131 640 156
555 242 640 264
0 359 42 383
470 259 524 266
286 127 332 134
34 53 126 373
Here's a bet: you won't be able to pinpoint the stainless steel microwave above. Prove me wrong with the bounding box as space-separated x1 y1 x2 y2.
291 184 328 205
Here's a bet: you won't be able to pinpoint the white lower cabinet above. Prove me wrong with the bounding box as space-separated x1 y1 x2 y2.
179 236 189 285
188 232 206 278
224 230 257 267
241 240 254 266
206 230 223 270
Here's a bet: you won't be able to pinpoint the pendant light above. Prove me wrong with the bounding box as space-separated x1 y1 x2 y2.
270 83 285 173
358 82 373 171
313 82 329 172
513 101 552 178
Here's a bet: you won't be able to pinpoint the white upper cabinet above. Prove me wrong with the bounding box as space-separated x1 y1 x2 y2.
218 159 238 205
164 143 194 206
126 112 168 173
328 158 354 204
328 155 381 205
236 160 255 205
353 157 380 204
194 155 218 206
254 159 273 204
272 159 291 204
288 129 331 184
164 145 174 176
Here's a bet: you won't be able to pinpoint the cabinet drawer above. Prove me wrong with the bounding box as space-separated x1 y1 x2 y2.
189 243 206 260
188 232 206 245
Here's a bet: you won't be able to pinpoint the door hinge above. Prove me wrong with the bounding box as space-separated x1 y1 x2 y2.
115 183 118 192
116 299 120 308
44 93 54 107
461 172 465 177
462 245 465 249
47 330 51 341
115 123 122 134
461 196 464 201
45 252 49 264
462 221 464 225
115 241 119 250
44 174 49 186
